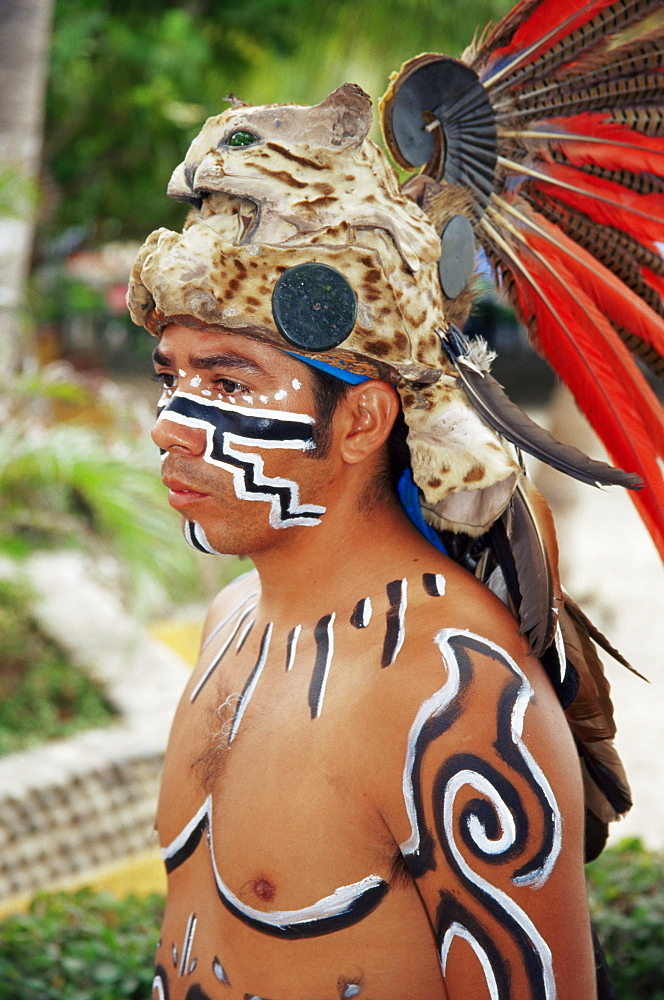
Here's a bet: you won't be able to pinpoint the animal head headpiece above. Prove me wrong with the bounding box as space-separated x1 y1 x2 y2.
128 83 521 536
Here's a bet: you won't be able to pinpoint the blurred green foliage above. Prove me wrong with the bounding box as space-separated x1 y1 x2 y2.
0 368 205 609
0 840 661 999
0 889 163 1000
0 576 117 756
42 0 513 246
587 838 664 999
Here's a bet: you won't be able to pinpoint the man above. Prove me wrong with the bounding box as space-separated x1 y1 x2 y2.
127 17 662 986
147 322 593 999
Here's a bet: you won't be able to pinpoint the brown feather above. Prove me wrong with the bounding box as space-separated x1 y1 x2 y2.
563 592 648 679
480 0 663 93
509 480 561 655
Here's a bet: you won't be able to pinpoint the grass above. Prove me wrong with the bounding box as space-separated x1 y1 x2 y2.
0 576 116 755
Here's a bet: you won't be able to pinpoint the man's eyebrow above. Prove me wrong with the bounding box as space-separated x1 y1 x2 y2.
151 346 268 378
152 346 171 367
188 353 268 377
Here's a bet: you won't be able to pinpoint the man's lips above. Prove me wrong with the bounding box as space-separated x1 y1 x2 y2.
162 477 210 510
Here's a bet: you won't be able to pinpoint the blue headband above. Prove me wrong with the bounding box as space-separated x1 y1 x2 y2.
289 351 448 554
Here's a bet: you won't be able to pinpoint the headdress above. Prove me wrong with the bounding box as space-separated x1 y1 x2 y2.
129 0 664 848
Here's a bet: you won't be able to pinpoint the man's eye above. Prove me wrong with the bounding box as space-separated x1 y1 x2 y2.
216 378 248 395
226 130 258 147
153 373 177 389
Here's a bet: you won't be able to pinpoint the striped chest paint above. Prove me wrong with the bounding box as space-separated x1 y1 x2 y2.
157 390 326 530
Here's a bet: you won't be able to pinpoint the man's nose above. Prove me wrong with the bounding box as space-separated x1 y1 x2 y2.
151 410 207 455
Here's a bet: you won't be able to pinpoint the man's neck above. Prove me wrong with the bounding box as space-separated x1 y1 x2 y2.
249 494 445 624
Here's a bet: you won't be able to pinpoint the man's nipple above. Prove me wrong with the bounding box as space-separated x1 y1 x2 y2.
251 877 276 902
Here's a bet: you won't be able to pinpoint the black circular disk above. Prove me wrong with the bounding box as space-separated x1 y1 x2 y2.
438 215 475 299
272 262 357 351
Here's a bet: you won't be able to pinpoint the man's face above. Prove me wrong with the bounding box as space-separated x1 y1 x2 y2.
151 324 336 557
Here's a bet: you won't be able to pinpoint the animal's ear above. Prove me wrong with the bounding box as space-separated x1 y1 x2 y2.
316 84 373 149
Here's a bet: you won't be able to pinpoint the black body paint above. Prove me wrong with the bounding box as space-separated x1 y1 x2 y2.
350 597 372 628
381 579 406 667
308 614 334 719
422 572 445 597
436 892 511 999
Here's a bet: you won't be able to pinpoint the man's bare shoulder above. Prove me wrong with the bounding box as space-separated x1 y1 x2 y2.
201 566 260 639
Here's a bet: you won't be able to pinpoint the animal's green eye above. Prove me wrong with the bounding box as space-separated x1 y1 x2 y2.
226 130 258 147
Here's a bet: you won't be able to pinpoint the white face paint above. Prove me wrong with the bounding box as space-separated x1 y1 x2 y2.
189 375 202 387
157 391 327 530
274 389 288 401
292 378 301 390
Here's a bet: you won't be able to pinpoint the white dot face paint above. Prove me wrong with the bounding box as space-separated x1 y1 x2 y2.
292 378 301 390
178 369 187 378
201 389 212 397
189 375 202 387
274 389 288 401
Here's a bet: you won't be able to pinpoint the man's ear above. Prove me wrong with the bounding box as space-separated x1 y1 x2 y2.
337 381 400 465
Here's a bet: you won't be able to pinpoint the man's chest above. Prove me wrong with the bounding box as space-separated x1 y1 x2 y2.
157 621 401 906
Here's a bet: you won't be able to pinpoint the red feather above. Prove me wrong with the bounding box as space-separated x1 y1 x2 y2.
483 209 664 557
526 160 664 243
541 113 664 176
480 0 620 80
519 206 664 369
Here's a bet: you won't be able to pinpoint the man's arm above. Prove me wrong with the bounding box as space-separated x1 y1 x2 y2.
385 626 596 1000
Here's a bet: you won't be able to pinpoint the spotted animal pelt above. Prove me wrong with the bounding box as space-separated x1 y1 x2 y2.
127 85 521 525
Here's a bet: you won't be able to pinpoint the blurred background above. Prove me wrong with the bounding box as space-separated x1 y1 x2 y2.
0 1 662 997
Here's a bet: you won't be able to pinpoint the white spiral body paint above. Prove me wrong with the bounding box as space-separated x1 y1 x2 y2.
400 629 562 884
161 795 386 931
442 770 556 1000
440 922 499 1000
399 630 462 857
455 771 517 855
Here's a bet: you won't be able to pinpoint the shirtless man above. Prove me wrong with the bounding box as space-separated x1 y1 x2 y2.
126 80 628 1000
144 324 594 999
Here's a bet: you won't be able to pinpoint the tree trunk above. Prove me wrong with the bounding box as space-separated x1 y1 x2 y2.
0 0 54 376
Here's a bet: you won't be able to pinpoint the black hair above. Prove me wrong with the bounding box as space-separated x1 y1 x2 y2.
307 365 410 490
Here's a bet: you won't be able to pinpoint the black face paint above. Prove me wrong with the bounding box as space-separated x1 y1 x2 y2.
157 392 325 529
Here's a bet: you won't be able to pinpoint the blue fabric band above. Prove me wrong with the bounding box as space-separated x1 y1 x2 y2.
397 468 448 554
286 352 370 385
289 352 448 554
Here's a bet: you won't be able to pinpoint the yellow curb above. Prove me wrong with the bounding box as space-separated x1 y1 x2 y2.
0 848 166 919
149 619 202 666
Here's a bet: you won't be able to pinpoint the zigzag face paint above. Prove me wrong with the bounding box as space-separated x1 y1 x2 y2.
157 392 326 530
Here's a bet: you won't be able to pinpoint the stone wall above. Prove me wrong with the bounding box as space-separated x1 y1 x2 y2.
0 552 190 902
